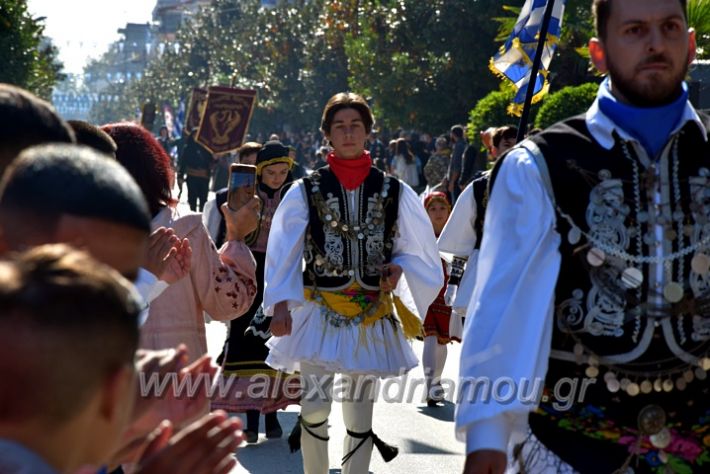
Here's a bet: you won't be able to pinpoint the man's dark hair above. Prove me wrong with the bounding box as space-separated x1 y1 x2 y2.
0 244 140 423
68 120 118 157
450 125 465 140
593 0 688 39
492 126 519 148
0 144 151 249
0 84 75 175
320 92 375 135
238 141 262 160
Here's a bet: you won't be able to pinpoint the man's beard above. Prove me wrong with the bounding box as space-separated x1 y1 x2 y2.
607 54 688 107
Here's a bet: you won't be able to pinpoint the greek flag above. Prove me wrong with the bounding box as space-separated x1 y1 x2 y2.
173 99 185 138
490 0 567 116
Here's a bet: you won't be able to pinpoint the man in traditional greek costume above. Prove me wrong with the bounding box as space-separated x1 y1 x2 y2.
265 92 443 474
459 1 710 473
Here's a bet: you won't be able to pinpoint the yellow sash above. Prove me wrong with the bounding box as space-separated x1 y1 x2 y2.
304 284 422 339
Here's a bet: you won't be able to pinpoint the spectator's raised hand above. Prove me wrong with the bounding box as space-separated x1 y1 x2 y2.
144 227 178 275
221 196 260 242
134 411 244 474
159 237 192 284
109 345 190 465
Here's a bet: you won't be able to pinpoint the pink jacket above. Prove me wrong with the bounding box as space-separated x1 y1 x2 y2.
141 206 257 358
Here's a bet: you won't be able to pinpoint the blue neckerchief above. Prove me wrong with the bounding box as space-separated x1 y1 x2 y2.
597 77 688 159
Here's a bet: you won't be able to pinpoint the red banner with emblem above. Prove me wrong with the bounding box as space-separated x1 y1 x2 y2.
195 86 257 154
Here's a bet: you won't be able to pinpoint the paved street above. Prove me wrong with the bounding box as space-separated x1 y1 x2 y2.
204 321 466 474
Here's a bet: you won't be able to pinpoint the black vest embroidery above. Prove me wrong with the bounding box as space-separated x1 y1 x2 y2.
302 166 400 291
517 114 710 442
471 172 489 251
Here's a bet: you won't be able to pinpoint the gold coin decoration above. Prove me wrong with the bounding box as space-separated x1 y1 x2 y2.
663 282 684 303
606 379 621 392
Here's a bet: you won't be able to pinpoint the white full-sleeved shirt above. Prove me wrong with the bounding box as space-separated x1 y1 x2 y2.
262 179 443 319
456 96 707 455
438 180 480 313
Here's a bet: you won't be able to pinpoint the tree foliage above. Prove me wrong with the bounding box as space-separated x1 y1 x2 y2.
688 0 710 58
0 0 64 100
534 81 598 129
100 0 346 133
346 0 501 131
467 84 541 149
86 0 607 134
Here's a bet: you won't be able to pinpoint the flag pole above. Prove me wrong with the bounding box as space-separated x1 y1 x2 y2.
517 0 557 142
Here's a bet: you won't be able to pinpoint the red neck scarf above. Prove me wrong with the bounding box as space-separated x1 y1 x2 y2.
326 151 372 190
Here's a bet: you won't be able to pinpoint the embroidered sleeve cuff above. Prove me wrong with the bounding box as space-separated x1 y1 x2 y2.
465 416 511 455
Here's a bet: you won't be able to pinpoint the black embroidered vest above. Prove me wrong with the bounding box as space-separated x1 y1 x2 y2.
471 172 489 251
302 166 400 291
510 114 710 457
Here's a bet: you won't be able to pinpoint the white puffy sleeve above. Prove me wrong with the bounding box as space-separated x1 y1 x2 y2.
263 181 308 315
454 148 561 455
438 182 479 312
391 183 444 319
438 182 477 256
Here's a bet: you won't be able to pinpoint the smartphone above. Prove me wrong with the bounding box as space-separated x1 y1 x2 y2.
227 164 256 210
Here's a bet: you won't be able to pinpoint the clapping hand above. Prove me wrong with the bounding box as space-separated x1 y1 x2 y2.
145 227 192 283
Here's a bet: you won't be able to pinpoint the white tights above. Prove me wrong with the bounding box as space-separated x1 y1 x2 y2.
422 335 448 396
299 362 377 474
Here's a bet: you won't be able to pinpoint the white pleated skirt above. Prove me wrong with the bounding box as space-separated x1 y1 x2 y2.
265 301 418 378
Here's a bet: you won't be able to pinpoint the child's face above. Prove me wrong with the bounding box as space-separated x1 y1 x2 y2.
261 163 290 190
426 201 450 231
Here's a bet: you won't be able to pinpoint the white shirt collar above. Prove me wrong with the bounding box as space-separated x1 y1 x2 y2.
585 96 707 150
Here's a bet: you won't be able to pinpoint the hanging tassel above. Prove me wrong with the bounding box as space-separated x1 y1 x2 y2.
288 418 302 453
393 295 423 340
371 432 399 462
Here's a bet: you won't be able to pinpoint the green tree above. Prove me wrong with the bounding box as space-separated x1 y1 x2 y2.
120 0 339 134
534 82 598 129
0 0 64 99
467 84 541 150
688 0 710 58
346 0 501 132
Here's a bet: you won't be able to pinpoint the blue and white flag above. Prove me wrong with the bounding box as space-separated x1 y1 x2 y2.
173 99 185 138
490 0 567 116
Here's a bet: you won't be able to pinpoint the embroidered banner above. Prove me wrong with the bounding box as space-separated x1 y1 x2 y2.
196 86 257 154
185 87 208 134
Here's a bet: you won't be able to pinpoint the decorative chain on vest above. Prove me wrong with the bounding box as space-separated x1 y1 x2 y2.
551 135 710 397
304 172 397 280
